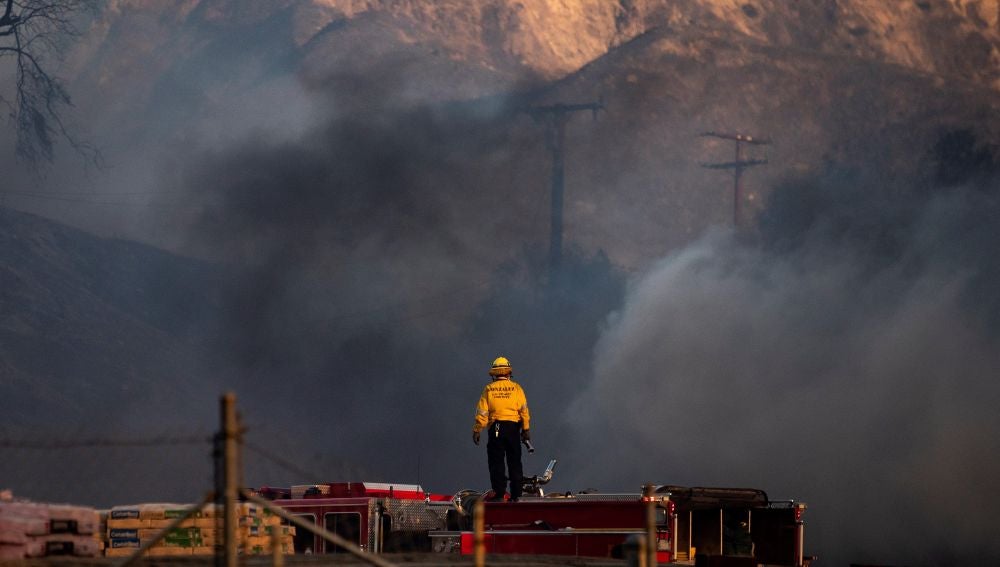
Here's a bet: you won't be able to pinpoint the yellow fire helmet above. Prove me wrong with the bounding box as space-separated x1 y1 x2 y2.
489 356 512 377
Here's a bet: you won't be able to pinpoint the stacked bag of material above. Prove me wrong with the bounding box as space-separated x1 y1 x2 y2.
106 502 294 557
0 497 101 559
234 504 296 556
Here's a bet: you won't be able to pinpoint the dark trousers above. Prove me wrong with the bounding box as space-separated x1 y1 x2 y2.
486 421 523 500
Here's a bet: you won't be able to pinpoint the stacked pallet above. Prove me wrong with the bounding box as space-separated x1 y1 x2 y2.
105 502 294 557
0 499 101 559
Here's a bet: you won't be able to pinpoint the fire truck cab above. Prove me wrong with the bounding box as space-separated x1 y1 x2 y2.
252 482 452 554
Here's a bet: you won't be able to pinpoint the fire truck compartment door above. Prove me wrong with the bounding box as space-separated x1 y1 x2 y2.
750 508 797 565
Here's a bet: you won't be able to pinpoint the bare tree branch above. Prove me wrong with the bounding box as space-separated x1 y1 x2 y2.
1 0 101 168
0 0 18 28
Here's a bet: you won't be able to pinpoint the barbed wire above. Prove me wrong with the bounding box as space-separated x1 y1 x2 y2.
0 434 213 449
242 440 326 483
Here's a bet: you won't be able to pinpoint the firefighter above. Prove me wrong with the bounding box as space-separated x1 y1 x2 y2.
472 356 531 502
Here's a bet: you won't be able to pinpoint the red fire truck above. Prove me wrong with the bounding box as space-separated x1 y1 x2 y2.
254 461 811 566
434 465 810 566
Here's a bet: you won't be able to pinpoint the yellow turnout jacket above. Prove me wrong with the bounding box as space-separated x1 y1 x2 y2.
472 377 530 433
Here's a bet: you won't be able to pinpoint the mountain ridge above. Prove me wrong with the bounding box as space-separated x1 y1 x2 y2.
0 206 223 428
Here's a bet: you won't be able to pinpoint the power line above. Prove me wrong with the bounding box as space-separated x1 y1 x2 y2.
305 279 491 326
0 190 194 208
0 434 213 449
242 440 326 483
1 188 188 197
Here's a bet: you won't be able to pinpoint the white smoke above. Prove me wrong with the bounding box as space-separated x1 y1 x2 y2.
565 206 1000 565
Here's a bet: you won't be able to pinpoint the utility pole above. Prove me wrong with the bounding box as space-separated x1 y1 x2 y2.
221 393 239 567
643 483 658 567
700 132 771 227
527 99 603 273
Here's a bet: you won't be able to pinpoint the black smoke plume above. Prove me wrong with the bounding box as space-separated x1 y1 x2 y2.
177 91 627 496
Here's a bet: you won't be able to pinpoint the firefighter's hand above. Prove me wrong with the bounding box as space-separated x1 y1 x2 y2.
521 429 530 442
473 431 480 445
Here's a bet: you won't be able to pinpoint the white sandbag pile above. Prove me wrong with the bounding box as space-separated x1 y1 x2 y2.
106 502 294 557
0 496 101 559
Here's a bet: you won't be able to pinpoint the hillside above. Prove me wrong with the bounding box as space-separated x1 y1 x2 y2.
0 207 223 429
517 9 1000 263
32 0 995 265
75 0 1000 93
